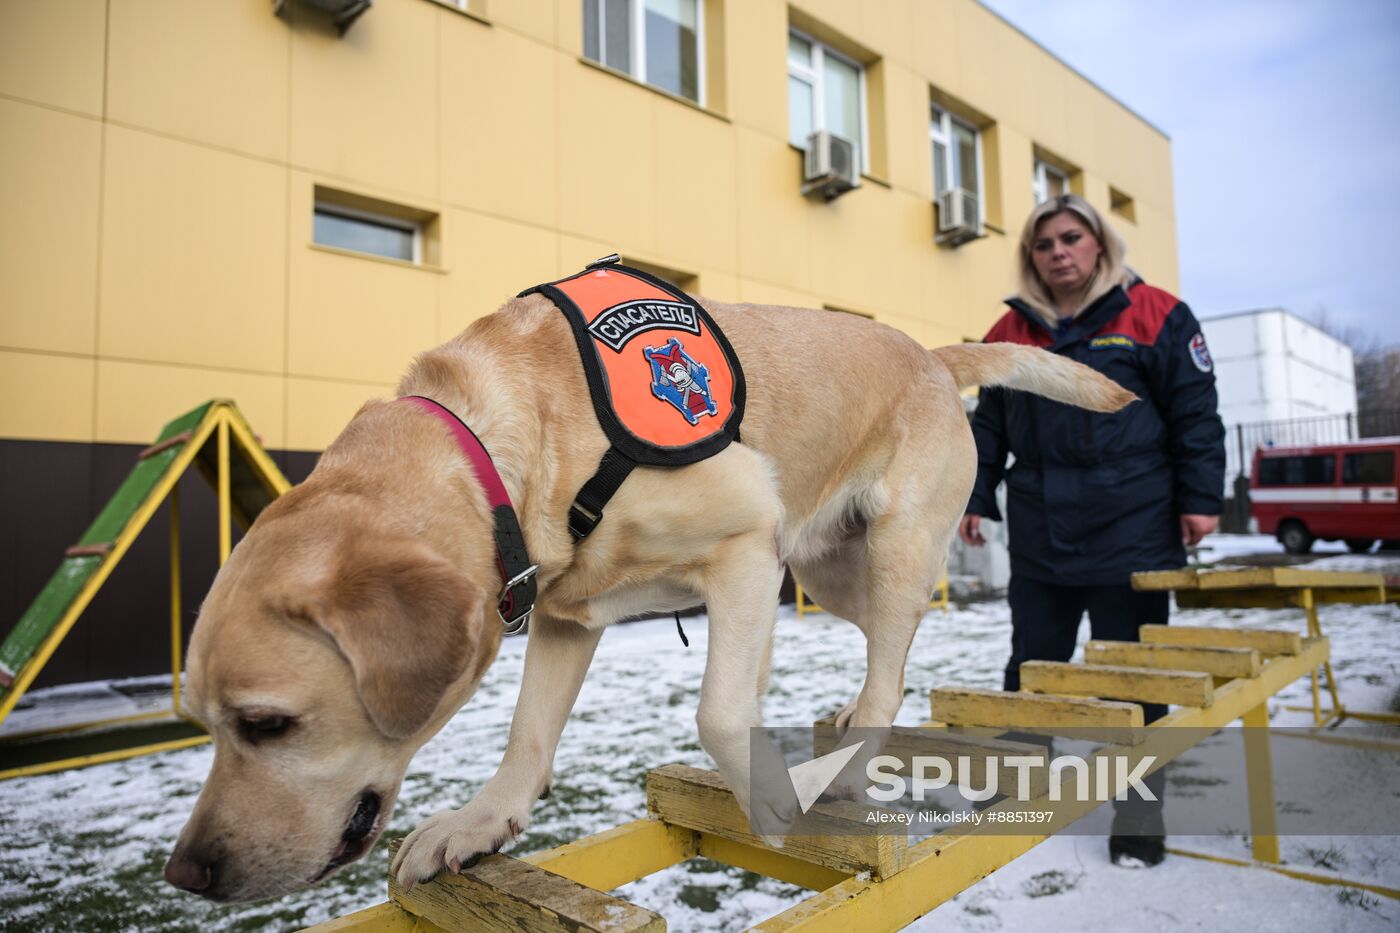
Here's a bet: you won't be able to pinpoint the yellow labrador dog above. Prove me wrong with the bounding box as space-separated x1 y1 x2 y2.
164 293 1131 901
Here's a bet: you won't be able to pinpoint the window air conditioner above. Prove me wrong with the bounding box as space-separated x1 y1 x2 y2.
273 0 372 35
935 187 980 246
801 131 859 201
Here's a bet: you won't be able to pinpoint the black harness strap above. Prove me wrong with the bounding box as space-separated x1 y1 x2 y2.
568 447 638 540
522 255 745 543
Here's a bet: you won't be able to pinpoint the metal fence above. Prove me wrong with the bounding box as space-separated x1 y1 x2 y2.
1218 408 1400 532
1225 409 1400 481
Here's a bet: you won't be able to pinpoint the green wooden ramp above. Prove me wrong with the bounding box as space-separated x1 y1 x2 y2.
0 400 292 736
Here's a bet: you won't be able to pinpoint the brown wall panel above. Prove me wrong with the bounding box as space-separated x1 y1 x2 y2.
0 439 318 689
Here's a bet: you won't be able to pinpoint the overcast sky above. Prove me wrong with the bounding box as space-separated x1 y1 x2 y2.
980 0 1400 347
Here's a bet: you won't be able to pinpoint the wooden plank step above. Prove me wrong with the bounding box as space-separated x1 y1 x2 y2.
1020 661 1213 708
930 685 1145 739
1085 640 1261 680
813 719 1051 798
387 843 664 933
1195 567 1385 590
1133 566 1386 595
1131 568 1201 591
1140 624 1301 656
646 764 905 879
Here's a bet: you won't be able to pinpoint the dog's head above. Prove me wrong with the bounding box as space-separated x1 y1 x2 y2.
164 482 499 902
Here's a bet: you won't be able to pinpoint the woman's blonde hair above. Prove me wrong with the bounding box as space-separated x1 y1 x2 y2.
1015 193 1132 326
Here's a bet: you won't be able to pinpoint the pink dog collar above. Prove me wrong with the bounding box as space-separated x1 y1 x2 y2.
399 396 537 635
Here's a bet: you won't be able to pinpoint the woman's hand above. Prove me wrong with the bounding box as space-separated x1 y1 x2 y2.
959 514 986 547
1180 514 1218 546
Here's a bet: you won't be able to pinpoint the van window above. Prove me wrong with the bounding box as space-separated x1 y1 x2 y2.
1257 455 1335 486
1342 451 1396 484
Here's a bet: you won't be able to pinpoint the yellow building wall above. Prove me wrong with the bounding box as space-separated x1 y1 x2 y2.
0 0 1178 452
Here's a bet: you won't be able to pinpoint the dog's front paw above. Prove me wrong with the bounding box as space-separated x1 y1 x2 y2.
833 698 860 730
745 782 800 847
822 772 867 802
391 803 527 889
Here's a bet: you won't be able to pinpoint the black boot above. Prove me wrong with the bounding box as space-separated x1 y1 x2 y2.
1108 808 1166 868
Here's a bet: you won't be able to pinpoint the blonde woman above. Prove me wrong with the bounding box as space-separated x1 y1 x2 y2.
958 195 1224 867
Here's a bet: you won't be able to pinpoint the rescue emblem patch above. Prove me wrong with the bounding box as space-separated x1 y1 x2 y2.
518 258 744 466
645 338 717 424
589 300 700 352
1189 332 1213 373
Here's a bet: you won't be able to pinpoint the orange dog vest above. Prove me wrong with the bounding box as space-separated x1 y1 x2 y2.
520 255 745 539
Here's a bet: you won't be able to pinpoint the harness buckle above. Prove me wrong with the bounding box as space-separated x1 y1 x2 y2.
497 564 539 636
567 502 602 540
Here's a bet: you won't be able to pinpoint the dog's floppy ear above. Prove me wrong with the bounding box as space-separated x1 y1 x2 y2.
312 537 485 739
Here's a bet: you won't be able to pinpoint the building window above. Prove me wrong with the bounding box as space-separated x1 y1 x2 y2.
622 255 698 293
1033 158 1069 205
313 186 441 266
1110 186 1137 223
787 30 866 172
929 104 980 204
314 203 420 263
583 0 703 104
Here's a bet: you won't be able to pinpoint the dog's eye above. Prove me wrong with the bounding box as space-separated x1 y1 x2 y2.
239 716 293 743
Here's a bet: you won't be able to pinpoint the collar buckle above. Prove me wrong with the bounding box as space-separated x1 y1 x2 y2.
497 564 539 636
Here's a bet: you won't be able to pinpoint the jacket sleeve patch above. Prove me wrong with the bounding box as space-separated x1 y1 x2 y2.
1188 332 1214 372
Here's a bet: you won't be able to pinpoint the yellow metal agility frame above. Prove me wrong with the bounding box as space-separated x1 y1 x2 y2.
1134 567 1400 728
0 401 290 780
796 581 948 619
304 614 1396 933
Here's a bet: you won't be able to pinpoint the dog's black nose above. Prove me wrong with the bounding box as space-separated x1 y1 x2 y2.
164 846 218 893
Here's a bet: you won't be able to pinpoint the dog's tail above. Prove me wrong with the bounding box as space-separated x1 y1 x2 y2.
932 343 1136 412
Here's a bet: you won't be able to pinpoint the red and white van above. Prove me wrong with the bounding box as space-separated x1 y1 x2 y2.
1250 438 1400 554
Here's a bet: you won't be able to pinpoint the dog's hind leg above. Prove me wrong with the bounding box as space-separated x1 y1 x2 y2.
839 396 974 734
392 614 604 888
694 520 795 841
845 511 943 729
818 506 956 800
821 409 973 796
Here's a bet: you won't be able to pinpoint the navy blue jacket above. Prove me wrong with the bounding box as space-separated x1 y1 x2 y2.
967 280 1225 585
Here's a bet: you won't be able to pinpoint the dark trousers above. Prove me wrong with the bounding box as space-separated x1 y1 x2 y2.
1003 574 1169 822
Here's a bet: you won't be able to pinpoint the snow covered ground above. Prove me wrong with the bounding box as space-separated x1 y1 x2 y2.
0 534 1397 931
